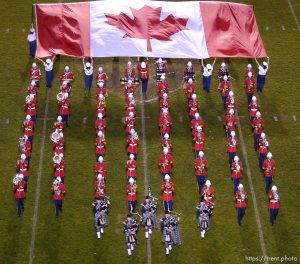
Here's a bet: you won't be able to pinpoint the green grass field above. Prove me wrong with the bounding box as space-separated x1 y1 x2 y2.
0 0 300 264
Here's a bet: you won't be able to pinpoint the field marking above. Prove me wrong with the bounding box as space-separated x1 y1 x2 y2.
28 89 51 264
22 28 25 33
230 86 268 263
293 115 297 121
281 25 286 31
6 28 10 33
287 0 300 31
140 90 152 264
6 118 9 124
83 117 87 124
265 26 269 31
179 115 183 123
217 116 222 122
273 116 278 122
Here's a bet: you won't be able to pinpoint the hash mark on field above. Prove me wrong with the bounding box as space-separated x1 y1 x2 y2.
22 28 25 32
6 28 10 33
179 115 183 123
83 117 87 124
6 118 9 124
281 25 286 31
287 0 300 31
293 115 297 122
273 116 278 122
135 116 151 119
29 89 50 264
217 116 222 122
265 26 269 31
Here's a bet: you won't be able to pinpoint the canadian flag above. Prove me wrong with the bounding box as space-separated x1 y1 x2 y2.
35 1 267 58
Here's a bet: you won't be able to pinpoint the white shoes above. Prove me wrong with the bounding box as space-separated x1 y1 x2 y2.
201 230 205 238
97 232 101 239
100 228 104 234
148 228 152 234
166 248 169 255
131 244 134 250
145 232 149 238
127 249 132 256
168 245 172 250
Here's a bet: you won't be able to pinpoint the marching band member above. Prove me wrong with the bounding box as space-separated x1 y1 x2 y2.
185 78 195 101
124 79 135 97
161 174 174 211
188 93 200 119
95 174 106 200
94 198 109 239
193 125 205 157
96 81 108 98
125 93 137 117
183 61 195 82
255 57 270 92
160 211 181 255
127 177 138 213
22 115 34 143
158 147 174 180
196 202 211 238
160 93 171 115
248 96 260 121
191 113 204 134
195 151 208 191
59 93 70 127
227 131 238 165
60 65 74 85
262 152 276 194
27 25 36 57
127 129 139 160
225 91 236 114
124 111 135 135
235 184 247 225
96 67 108 86
53 153 65 181
231 156 243 193
124 61 137 82
201 58 216 93
217 62 229 84
96 94 106 117
53 116 64 133
201 180 215 212
252 111 264 150
244 71 256 104
95 156 107 179
138 59 149 99
258 132 270 169
155 58 168 81
19 135 31 160
161 133 172 154
159 109 172 136
29 62 41 87
126 154 137 181
26 99 37 122
244 64 255 79
27 80 38 96
83 57 94 95
95 131 106 160
25 94 37 109
16 154 29 181
60 81 71 94
123 214 139 256
219 75 231 109
156 74 169 100
268 185 280 225
223 109 237 138
51 177 66 217
95 113 106 135
141 196 158 238
13 174 26 217
36 56 56 89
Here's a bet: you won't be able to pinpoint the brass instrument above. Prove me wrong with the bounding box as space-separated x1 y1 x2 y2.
51 132 61 143
53 154 62 164
56 92 65 101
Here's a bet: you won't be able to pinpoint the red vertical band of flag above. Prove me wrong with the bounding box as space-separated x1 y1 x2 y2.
200 2 267 58
35 3 90 57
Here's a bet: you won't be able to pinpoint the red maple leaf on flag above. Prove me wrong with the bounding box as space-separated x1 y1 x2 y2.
105 5 189 52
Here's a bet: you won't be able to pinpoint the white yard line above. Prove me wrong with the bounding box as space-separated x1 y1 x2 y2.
140 91 152 264
287 0 300 31
28 89 51 264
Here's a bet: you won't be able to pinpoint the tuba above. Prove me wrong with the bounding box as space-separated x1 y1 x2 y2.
53 154 62 164
51 131 61 143
56 92 65 102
